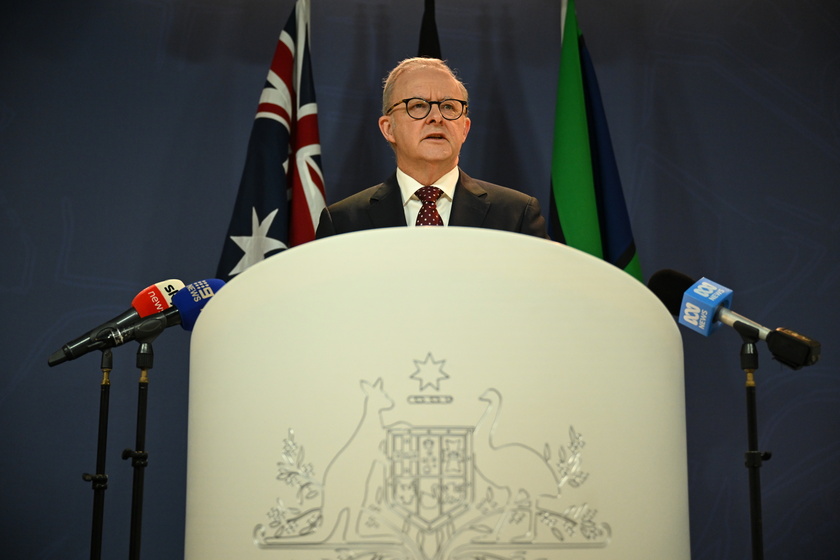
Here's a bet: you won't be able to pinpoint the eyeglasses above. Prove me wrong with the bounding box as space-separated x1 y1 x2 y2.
386 97 468 120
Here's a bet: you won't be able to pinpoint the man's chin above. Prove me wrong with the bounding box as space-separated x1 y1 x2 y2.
417 145 455 160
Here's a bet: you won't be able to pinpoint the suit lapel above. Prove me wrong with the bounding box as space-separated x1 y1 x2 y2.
369 169 490 229
368 174 408 228
450 171 490 227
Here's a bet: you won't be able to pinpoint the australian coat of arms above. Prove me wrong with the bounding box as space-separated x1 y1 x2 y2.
253 354 611 559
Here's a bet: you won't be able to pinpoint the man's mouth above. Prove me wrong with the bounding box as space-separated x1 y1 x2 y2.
424 133 446 140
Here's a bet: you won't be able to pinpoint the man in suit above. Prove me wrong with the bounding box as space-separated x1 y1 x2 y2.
315 58 548 239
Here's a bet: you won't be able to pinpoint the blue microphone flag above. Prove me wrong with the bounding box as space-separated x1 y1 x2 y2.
678 278 734 336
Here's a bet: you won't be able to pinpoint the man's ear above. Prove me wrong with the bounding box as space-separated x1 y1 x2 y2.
378 115 396 143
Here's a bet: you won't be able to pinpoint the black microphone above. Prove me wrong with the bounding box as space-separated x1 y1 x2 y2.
648 269 820 370
47 280 184 366
48 279 224 367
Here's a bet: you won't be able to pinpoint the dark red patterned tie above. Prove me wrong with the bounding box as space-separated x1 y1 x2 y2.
415 186 444 226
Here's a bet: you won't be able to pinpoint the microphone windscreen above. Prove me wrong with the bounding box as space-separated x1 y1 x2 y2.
133 286 172 317
171 279 225 331
647 269 695 316
132 279 185 317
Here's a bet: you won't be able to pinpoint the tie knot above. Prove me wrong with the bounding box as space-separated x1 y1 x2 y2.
416 186 442 203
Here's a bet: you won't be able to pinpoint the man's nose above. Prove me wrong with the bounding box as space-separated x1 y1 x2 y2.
425 103 444 121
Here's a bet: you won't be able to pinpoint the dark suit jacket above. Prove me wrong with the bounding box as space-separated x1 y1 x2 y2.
315 170 549 239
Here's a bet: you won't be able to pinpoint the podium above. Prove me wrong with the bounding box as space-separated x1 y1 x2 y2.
184 228 690 559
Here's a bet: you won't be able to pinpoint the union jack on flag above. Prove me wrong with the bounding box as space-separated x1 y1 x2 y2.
217 0 325 283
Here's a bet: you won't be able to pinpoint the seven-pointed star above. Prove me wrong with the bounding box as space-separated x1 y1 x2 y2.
411 353 449 391
227 207 287 276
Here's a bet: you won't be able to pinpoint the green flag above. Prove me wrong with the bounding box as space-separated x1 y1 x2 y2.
550 0 642 280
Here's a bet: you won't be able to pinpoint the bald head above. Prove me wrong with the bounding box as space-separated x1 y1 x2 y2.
381 58 469 115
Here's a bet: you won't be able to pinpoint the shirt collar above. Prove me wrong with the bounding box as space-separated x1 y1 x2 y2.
396 166 459 206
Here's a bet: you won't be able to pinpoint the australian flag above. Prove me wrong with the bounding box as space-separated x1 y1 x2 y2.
216 0 325 283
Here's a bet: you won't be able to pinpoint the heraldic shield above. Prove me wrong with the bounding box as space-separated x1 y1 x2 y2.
185 228 691 560
388 427 474 534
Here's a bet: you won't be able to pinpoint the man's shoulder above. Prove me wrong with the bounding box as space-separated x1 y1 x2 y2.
317 174 405 235
327 184 381 210
327 175 399 212
458 172 536 203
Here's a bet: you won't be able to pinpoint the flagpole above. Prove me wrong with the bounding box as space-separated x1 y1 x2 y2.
560 0 568 44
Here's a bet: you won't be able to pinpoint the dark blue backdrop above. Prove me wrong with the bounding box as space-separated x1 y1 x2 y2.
2 1 838 558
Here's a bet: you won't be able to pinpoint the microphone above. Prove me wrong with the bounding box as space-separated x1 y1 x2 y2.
48 279 185 366
47 279 223 366
648 269 820 370
131 279 184 316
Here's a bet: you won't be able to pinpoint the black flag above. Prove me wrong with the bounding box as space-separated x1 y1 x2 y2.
418 0 442 58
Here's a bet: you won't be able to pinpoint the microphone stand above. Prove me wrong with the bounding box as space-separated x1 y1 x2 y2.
122 333 159 560
735 323 772 560
83 349 113 560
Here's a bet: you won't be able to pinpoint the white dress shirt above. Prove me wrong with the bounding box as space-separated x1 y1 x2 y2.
396 166 459 226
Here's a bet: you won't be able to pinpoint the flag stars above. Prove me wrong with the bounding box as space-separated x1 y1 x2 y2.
227 207 287 277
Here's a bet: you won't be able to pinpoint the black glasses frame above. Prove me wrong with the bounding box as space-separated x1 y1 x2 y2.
385 97 469 120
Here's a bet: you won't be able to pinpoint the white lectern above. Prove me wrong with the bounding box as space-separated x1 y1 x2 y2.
184 228 690 559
